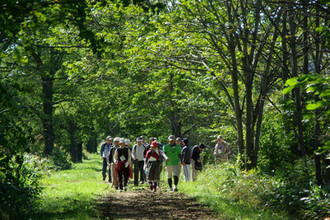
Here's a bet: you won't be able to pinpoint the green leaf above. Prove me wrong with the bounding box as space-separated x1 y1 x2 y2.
285 77 299 86
306 101 323 110
282 86 293 95
319 90 330 98
315 145 330 155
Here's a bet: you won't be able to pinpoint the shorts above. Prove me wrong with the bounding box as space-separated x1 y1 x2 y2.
166 165 181 178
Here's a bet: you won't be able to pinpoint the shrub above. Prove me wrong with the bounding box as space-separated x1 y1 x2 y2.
301 184 330 219
262 157 330 219
0 154 43 219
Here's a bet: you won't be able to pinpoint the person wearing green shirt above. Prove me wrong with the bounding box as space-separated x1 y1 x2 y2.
163 135 182 192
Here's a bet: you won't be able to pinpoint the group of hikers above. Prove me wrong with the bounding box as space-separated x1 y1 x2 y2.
100 135 230 192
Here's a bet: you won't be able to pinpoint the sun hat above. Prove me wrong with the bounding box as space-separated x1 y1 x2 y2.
168 135 175 141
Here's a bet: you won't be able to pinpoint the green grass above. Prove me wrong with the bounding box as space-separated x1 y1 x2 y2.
27 154 111 220
26 155 290 219
179 165 290 220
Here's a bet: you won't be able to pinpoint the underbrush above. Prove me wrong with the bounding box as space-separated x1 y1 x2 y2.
181 163 288 219
181 161 330 220
0 154 44 220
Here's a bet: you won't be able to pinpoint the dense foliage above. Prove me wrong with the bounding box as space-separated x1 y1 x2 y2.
1 0 329 218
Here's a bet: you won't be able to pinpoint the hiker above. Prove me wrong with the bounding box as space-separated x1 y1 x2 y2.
100 136 112 182
109 137 120 189
145 141 167 192
132 137 146 186
114 138 132 192
163 135 182 192
181 138 191 182
145 137 156 152
125 139 132 151
191 143 206 181
176 137 183 148
214 135 230 164
125 139 133 180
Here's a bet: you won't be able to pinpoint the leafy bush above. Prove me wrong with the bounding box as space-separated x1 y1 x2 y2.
183 163 288 219
300 184 330 219
0 154 43 220
187 160 329 219
263 158 330 219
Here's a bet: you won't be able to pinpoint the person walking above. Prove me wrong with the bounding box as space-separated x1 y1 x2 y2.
181 138 191 182
109 137 120 189
145 141 167 192
114 138 131 192
214 135 230 164
132 137 146 186
163 135 182 192
176 137 183 149
191 143 206 181
100 136 112 182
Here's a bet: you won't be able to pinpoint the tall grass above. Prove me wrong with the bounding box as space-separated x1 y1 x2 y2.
27 154 111 219
180 163 290 220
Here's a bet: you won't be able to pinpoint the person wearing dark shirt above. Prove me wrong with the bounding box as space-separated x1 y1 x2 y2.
109 137 120 189
181 138 191 182
114 138 131 192
191 143 206 181
100 136 112 182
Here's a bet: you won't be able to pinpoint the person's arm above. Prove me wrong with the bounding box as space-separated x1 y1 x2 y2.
127 148 132 165
213 144 218 155
177 145 182 162
100 143 105 157
131 145 136 160
113 149 118 164
181 148 186 165
161 150 168 161
107 149 111 165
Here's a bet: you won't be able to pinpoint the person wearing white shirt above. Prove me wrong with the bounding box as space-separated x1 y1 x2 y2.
132 137 146 186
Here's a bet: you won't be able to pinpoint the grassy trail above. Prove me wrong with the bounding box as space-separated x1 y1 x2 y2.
27 154 287 219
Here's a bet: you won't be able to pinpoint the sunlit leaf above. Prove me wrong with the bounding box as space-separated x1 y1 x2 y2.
306 101 323 110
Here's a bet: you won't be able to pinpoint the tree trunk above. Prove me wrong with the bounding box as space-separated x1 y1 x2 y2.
68 119 82 163
288 8 305 157
168 72 182 137
42 74 55 156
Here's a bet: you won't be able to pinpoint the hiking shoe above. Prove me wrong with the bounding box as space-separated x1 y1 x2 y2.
124 187 127 192
173 186 178 192
102 176 106 181
150 185 154 191
169 188 174 192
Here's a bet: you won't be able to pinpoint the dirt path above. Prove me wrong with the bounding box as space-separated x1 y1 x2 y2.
95 187 219 220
